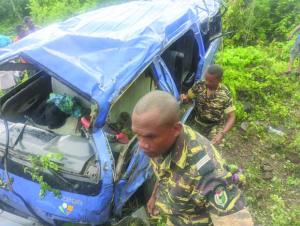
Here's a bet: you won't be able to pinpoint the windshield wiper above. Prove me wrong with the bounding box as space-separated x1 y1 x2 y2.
11 118 30 148
48 168 77 188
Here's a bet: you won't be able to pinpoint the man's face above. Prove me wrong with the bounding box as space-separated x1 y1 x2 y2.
18 28 26 39
132 108 181 158
27 19 34 29
205 72 222 90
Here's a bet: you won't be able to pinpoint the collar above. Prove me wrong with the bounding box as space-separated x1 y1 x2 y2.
203 82 222 92
206 83 222 91
159 127 187 170
205 83 222 99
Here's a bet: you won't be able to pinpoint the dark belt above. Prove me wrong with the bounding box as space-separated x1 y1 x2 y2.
197 117 221 124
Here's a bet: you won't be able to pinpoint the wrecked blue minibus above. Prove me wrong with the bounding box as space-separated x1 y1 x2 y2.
0 0 226 225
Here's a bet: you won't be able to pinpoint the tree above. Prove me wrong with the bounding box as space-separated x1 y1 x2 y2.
223 0 300 45
9 0 23 23
0 0 30 36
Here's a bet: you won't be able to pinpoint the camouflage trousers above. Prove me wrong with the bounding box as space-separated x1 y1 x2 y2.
165 214 213 226
189 120 225 149
155 185 214 226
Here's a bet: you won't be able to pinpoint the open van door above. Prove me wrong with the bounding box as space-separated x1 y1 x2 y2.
112 57 183 217
196 37 222 81
152 56 194 124
151 56 180 100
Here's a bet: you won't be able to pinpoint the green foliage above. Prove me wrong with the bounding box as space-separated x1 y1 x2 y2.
27 0 96 26
156 215 167 226
283 160 300 173
0 0 30 37
217 36 300 225
290 131 300 151
150 214 167 226
1 0 299 225
269 194 300 226
286 175 300 186
223 0 300 45
216 42 299 123
0 0 29 22
0 0 137 35
24 152 64 199
27 0 137 26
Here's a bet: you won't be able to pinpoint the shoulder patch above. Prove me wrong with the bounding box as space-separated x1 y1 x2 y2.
212 186 230 209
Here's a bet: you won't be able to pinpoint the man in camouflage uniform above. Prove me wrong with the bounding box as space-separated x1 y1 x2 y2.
132 91 251 226
180 65 235 147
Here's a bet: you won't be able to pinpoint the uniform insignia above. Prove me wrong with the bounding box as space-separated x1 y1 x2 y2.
192 150 215 176
214 186 228 208
189 140 199 149
196 154 210 171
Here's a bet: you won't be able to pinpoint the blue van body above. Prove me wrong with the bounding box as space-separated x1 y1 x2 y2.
0 0 223 225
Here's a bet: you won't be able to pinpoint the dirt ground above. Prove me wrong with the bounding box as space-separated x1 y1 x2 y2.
220 121 300 225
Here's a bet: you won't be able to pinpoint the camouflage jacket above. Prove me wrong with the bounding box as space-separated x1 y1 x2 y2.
188 81 235 124
151 125 245 225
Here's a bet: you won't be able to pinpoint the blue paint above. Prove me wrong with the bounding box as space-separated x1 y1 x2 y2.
0 0 221 128
0 0 222 224
196 38 222 81
114 148 153 216
151 57 179 100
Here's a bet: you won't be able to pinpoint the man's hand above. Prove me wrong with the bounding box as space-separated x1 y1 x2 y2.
211 134 223 145
147 196 159 216
180 94 189 104
289 34 294 40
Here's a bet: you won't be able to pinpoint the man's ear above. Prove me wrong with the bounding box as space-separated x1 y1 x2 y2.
173 122 182 137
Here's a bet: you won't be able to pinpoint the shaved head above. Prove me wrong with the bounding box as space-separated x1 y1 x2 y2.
133 90 180 126
132 90 182 158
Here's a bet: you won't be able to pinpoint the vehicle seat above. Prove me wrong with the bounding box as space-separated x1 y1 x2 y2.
47 78 91 135
161 50 184 93
51 77 91 109
173 31 195 72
